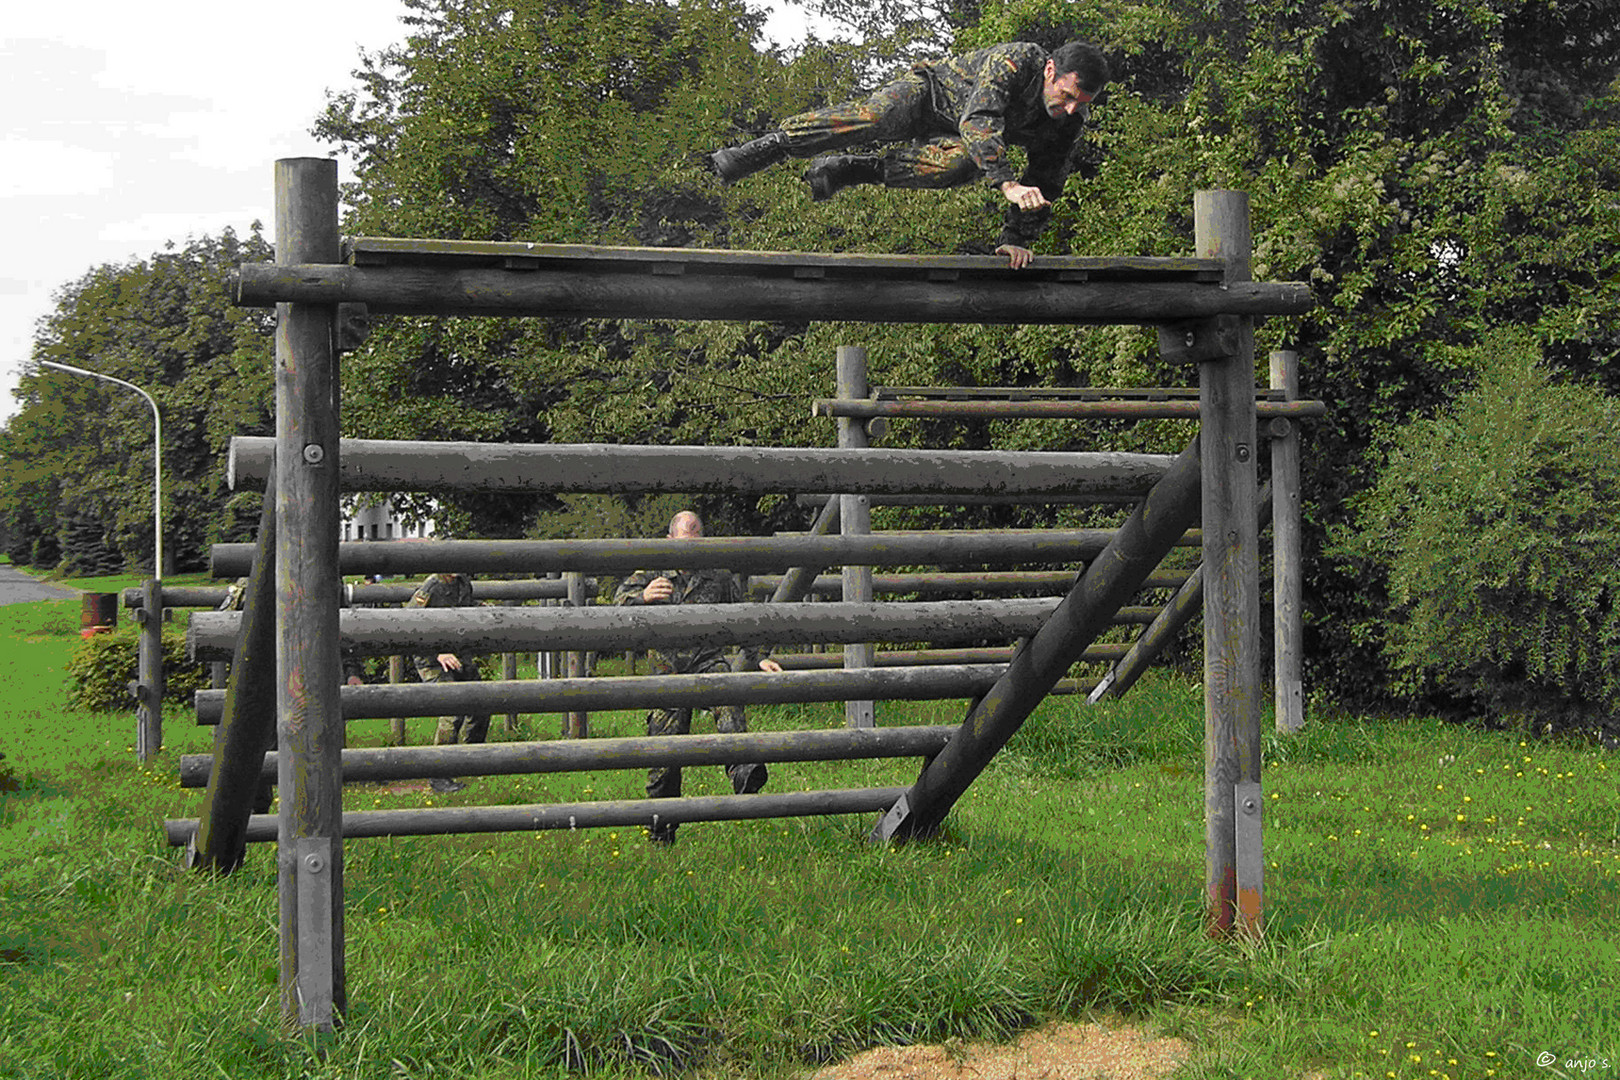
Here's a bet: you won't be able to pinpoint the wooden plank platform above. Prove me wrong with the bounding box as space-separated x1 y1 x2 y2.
343 236 1229 283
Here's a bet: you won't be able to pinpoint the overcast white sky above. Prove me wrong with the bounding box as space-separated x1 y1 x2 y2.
1 0 830 425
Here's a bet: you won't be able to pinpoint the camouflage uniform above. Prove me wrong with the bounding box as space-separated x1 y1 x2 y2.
614 567 770 838
778 43 1090 249
408 573 490 745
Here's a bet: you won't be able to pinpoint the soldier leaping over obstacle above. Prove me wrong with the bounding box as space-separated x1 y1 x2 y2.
708 41 1110 270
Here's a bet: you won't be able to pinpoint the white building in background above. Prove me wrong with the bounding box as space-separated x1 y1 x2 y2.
341 496 434 542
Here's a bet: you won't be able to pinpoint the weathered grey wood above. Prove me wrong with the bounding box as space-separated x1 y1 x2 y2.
342 237 1228 280
1088 485 1272 703
813 398 1327 420
211 530 1131 578
167 785 912 846
188 474 278 873
274 157 344 1028
1270 350 1305 734
838 345 876 730
1195 190 1264 938
770 497 839 604
564 571 588 739
193 663 1089 725
226 436 1174 497
501 636 519 734
181 723 959 787
231 259 1314 323
188 598 1064 662
125 578 590 610
388 654 406 745
771 645 1127 668
746 569 1191 600
136 579 164 761
874 436 1206 843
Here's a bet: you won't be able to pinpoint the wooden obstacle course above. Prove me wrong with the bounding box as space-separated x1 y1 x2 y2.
210 161 1308 1030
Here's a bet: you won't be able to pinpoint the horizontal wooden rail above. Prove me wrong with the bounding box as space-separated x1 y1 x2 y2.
192 664 1013 724
230 240 1313 324
210 530 1126 578
180 723 957 787
166 786 911 845
812 398 1327 420
123 578 592 610
226 437 1173 496
187 598 1063 662
769 644 1126 668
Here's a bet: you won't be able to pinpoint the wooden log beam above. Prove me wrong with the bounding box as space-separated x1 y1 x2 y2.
124 578 593 610
225 436 1174 497
744 569 1191 599
187 474 278 873
230 259 1314 324
166 786 911 846
186 598 1064 662
273 156 345 1029
1196 190 1265 940
812 398 1328 421
181 723 959 787
210 530 1125 578
873 435 1206 844
770 645 1126 668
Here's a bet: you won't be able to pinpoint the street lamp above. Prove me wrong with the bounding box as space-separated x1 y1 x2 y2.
38 361 163 580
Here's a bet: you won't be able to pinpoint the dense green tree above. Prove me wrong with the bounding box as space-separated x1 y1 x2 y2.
0 229 276 573
315 0 1619 712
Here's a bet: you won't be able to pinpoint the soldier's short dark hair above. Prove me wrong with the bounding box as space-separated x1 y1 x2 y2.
1051 41 1110 94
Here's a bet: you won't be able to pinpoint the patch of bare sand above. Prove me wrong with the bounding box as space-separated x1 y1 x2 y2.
809 1019 1189 1080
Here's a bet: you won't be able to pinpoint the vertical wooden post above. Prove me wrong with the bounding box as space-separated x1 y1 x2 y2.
837 346 875 729
1195 190 1264 938
502 608 519 732
136 579 165 761
388 655 406 745
274 157 345 1029
565 571 589 738
1269 350 1305 734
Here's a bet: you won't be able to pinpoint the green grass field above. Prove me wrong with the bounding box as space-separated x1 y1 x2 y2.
1 571 1615 1079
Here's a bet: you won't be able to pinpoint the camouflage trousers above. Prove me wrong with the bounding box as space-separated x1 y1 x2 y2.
643 660 766 841
416 662 490 745
779 73 982 189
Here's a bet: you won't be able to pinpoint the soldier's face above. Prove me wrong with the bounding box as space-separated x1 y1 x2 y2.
1042 62 1095 118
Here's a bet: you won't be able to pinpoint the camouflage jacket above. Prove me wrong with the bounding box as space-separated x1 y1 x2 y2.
407 573 479 672
918 42 1091 248
613 567 765 675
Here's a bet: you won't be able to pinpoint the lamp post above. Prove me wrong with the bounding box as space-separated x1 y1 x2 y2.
40 360 166 761
39 361 163 579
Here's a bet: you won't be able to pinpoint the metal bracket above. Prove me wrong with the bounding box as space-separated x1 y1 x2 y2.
869 793 911 844
1234 781 1264 936
1156 315 1242 364
293 835 339 1029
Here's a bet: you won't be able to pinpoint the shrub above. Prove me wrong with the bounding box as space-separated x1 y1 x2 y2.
1339 337 1620 738
66 626 211 712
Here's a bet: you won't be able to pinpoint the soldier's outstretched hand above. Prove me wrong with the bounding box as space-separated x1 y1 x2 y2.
642 576 675 603
997 244 1034 270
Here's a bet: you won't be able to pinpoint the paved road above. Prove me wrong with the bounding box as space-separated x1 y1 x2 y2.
0 563 81 605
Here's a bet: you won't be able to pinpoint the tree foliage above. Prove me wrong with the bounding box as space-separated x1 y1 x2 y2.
1339 338 1620 737
0 230 275 572
304 0 1620 709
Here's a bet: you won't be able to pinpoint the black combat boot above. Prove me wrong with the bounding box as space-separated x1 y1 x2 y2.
709 132 789 183
802 155 884 201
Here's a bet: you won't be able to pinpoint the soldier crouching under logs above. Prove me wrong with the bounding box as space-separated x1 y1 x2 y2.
614 510 784 845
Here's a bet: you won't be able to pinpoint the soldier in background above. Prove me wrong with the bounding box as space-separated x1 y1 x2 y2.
614 510 783 844
408 572 490 747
